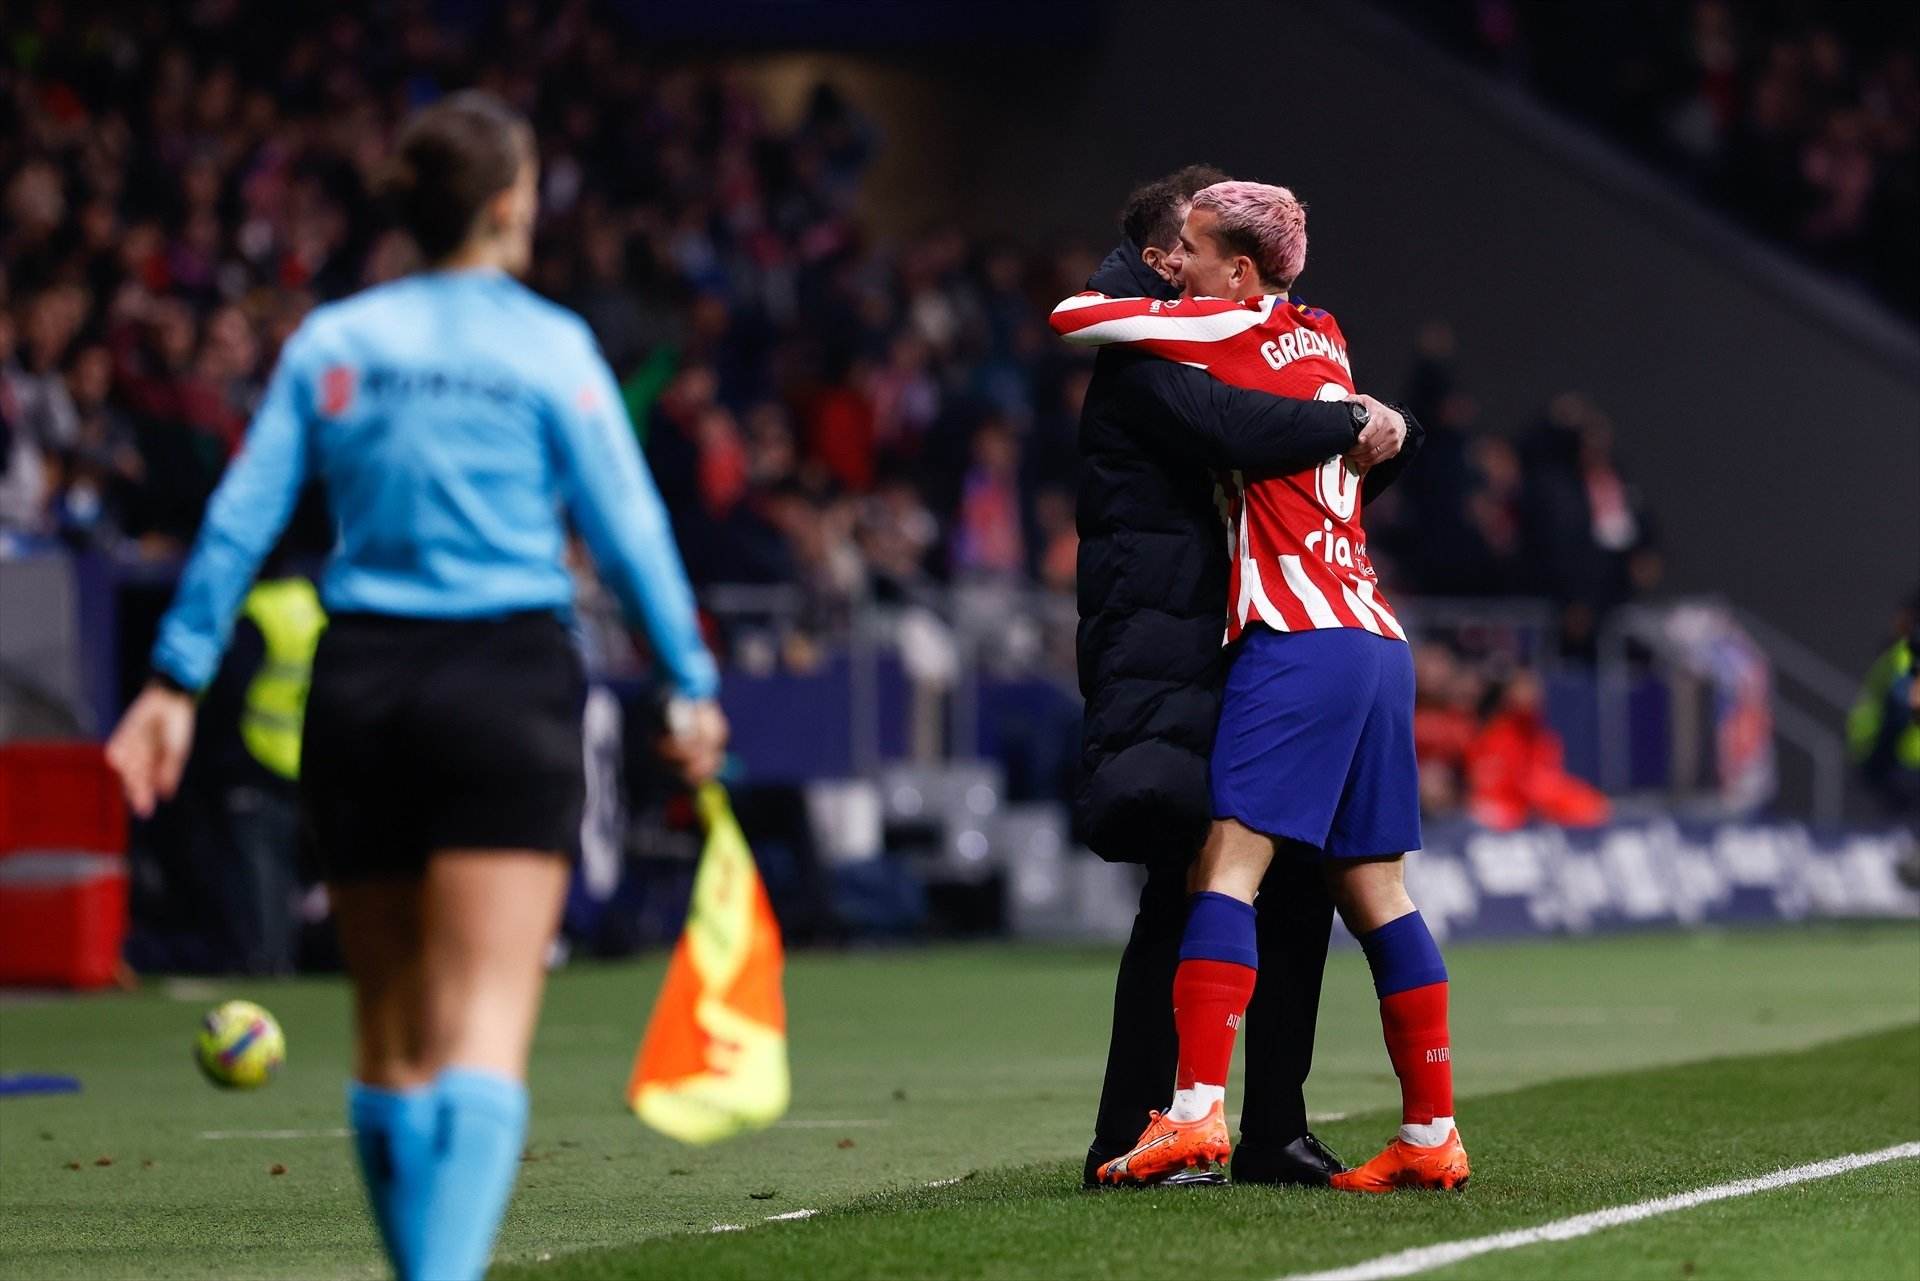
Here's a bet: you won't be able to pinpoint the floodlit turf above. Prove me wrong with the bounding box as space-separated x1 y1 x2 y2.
1 924 1916 1280
490 1026 1920 1281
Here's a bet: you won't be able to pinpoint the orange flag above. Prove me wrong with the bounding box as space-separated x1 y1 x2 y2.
627 783 790 1144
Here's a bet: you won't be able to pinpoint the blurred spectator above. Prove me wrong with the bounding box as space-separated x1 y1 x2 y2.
1848 591 1920 818
57 341 144 547
1519 393 1662 658
1 3 1673 679
1032 488 1078 595
1411 644 1484 816
137 552 325 975
1382 322 1662 655
856 475 939 600
1388 0 1920 315
952 417 1025 578
1465 668 1611 831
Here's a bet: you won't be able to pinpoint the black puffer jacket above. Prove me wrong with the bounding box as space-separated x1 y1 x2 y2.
1072 242 1422 864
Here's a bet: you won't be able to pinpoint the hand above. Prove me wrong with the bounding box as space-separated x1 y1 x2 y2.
104 683 197 819
658 697 729 785
1342 394 1407 473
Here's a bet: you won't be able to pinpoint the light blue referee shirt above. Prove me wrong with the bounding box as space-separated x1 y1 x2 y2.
150 269 719 699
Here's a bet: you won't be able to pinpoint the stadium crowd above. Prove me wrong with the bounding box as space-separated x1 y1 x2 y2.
1 2 1666 679
1389 0 1920 317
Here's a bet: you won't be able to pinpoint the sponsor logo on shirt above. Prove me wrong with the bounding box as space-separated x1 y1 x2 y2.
320 364 355 417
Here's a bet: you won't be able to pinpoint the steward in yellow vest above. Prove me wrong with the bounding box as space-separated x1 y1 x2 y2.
238 578 328 781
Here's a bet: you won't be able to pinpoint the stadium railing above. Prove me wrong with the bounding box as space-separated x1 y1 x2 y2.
0 546 1867 825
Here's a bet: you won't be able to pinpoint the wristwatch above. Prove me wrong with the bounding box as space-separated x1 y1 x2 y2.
1345 399 1371 442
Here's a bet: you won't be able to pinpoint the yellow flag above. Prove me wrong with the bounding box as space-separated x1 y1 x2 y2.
627 783 791 1144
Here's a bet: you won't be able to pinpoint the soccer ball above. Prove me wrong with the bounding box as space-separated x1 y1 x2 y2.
194 1000 286 1089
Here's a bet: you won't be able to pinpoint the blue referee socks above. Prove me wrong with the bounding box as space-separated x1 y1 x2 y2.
348 1081 436 1267
349 1069 529 1281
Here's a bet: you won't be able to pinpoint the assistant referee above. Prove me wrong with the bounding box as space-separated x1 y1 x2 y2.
105 91 724 1281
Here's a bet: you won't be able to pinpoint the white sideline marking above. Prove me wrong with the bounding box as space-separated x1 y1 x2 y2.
777 1118 890 1129
701 1180 962 1236
198 1127 352 1140
1284 1141 1920 1281
1308 1111 1349 1124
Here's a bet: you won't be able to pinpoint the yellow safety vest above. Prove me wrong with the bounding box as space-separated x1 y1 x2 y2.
239 578 327 781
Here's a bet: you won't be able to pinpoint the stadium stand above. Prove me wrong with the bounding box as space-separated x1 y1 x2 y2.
1379 0 1920 318
1 2 1910 967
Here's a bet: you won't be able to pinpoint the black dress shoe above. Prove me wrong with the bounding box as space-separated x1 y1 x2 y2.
1081 1145 1227 1190
1230 1131 1346 1186
1083 1146 1107 1189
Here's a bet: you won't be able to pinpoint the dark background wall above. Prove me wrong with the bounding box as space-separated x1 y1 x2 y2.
766 0 1920 674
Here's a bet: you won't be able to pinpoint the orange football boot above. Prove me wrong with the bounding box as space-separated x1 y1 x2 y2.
1094 1102 1231 1186
1330 1130 1470 1193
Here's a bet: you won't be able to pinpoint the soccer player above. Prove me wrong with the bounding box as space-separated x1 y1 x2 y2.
1074 166 1394 1191
105 92 726 1279
1052 181 1468 1193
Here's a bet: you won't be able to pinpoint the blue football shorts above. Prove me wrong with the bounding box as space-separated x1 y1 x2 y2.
1209 625 1422 858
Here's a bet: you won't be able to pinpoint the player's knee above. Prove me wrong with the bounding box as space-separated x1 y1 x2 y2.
1323 856 1412 932
1192 831 1271 903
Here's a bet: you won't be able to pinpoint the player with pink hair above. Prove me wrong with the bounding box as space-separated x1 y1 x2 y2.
1055 180 1469 1194
1187 180 1309 288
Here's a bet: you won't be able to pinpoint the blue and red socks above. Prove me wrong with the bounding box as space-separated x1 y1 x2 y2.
1169 891 1258 1122
348 1067 529 1281
1357 910 1455 1146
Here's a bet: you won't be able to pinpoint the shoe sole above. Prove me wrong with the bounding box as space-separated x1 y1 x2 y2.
1098 1175 1228 1190
1096 1150 1233 1189
1331 1170 1471 1194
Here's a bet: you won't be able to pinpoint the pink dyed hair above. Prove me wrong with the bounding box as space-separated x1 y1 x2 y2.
1190 181 1308 287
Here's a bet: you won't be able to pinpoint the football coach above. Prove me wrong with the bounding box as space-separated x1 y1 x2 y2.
1072 165 1422 1186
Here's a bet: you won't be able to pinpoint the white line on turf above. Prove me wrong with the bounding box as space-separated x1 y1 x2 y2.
197 1128 353 1140
766 1210 818 1221
925 1176 966 1188
776 1118 891 1128
709 1224 745 1233
1282 1141 1920 1281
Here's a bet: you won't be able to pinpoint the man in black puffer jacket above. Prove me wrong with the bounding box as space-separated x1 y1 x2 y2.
1073 166 1423 1186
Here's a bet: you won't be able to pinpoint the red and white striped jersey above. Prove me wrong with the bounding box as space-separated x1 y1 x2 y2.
1051 291 1406 645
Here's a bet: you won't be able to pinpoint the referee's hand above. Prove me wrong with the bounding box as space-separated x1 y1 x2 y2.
105 683 197 819
659 698 729 785
1342 394 1406 473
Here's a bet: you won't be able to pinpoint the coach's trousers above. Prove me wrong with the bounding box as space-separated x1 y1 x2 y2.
1090 849 1335 1158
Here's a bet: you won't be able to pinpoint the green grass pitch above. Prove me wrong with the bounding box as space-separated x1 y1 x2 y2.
2 923 1916 1279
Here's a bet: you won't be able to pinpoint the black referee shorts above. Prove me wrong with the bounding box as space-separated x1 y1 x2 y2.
301 611 586 881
